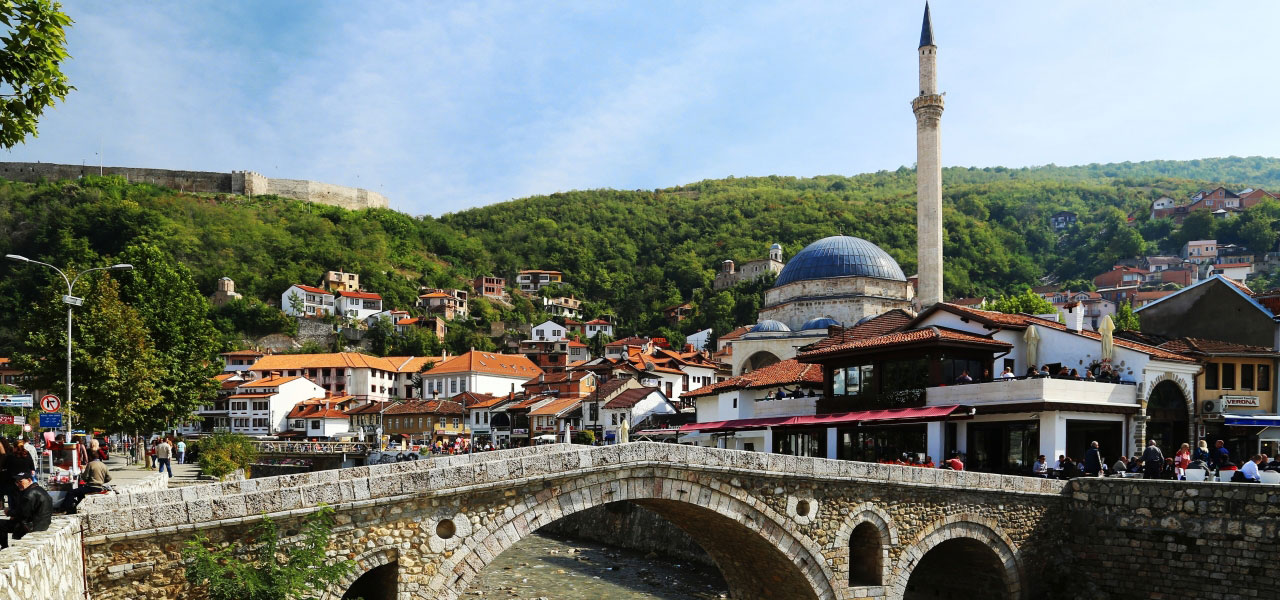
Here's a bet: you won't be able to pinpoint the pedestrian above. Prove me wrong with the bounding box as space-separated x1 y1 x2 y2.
15 438 38 483
1083 441 1103 477
0 470 51 548
1141 440 1164 479
61 451 112 514
146 439 157 470
1175 443 1192 480
155 437 173 477
176 439 186 465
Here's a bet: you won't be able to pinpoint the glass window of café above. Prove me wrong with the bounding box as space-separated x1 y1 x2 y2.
774 428 826 458
836 424 928 463
967 420 1039 475
828 358 929 409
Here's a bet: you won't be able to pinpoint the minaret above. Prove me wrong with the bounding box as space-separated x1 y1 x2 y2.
912 2 945 308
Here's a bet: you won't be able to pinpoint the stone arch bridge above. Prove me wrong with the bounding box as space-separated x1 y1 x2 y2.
78 443 1068 600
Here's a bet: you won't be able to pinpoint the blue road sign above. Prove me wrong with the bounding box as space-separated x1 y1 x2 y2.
38 413 63 428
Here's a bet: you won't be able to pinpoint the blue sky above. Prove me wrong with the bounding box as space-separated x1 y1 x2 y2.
7 2 1280 215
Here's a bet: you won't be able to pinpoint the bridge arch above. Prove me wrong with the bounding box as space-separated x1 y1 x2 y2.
888 513 1023 600
416 473 837 600
332 547 398 600
831 502 899 590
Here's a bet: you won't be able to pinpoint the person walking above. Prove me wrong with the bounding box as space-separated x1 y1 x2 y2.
176 439 186 465
1141 440 1165 479
0 470 51 548
1083 441 1104 477
155 438 173 477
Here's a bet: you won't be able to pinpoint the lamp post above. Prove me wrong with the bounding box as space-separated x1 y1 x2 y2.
5 255 133 442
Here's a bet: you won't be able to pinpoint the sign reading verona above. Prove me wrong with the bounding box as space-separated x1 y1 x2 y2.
1222 395 1260 407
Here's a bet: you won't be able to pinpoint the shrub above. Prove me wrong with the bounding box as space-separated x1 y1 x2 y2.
197 432 258 480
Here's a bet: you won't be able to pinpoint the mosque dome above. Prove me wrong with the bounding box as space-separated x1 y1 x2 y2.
770 243 782 250
749 320 792 333
800 317 841 331
773 236 906 288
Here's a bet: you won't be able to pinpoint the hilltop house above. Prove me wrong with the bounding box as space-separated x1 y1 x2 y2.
281 284 335 317
420 350 542 398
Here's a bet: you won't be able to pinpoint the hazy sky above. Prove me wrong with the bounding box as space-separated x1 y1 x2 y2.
7 2 1280 215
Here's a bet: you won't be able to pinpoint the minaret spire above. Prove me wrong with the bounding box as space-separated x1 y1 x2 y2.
912 2 945 309
919 2 934 48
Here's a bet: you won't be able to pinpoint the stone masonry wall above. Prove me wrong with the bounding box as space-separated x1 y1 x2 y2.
0 162 389 210
79 470 169 512
0 517 85 600
1066 478 1280 600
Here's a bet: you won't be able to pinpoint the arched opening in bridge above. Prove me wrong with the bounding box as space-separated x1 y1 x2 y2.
1146 379 1190 453
465 496 826 600
904 538 1008 599
342 560 398 600
742 351 781 374
848 522 881 587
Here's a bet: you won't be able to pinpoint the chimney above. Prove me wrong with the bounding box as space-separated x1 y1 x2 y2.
432 389 439 400
1063 302 1085 332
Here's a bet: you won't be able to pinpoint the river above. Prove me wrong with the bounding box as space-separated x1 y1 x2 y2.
465 531 729 599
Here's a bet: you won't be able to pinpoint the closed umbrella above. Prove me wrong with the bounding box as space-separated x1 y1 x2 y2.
1099 314 1115 363
618 417 629 444
1024 324 1040 370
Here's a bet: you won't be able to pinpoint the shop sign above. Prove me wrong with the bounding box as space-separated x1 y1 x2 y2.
1222 395 1260 407
0 394 32 408
512 428 528 435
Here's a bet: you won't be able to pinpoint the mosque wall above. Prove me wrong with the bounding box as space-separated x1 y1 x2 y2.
760 277 913 331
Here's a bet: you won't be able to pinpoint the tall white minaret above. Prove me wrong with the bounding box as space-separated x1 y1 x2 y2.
912 2 944 308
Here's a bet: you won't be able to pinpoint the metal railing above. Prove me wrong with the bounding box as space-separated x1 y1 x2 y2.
251 441 370 454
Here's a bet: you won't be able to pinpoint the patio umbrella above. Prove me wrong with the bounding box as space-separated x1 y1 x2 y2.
618 417 629 444
1099 314 1116 363
561 421 570 444
1024 324 1040 369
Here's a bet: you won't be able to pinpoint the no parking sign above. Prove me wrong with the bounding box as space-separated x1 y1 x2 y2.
39 394 60 413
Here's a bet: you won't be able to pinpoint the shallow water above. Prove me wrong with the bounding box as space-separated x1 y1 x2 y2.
464 531 729 600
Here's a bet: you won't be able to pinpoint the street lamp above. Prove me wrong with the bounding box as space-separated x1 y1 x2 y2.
6 254 133 443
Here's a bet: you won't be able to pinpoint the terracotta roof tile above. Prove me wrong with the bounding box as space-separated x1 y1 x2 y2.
529 396 582 416
685 359 823 398
385 399 465 416
1158 337 1279 356
801 309 914 352
291 284 331 295
422 351 542 377
800 327 1011 359
604 387 660 409
338 290 382 300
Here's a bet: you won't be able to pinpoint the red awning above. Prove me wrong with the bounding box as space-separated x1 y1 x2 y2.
678 416 798 433
787 404 972 427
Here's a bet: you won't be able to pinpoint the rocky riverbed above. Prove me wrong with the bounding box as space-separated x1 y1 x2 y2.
465 531 729 599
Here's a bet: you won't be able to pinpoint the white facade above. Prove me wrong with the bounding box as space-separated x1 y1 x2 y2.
423 371 534 398
230 377 325 437
1214 264 1253 282
281 285 335 317
336 292 383 321
602 389 677 441
584 320 614 339
531 320 567 341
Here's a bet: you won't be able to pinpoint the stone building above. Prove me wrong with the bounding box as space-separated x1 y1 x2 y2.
208 276 242 307
712 243 785 290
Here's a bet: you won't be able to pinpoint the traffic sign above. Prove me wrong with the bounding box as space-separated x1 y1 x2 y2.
39 394 60 413
38 413 63 428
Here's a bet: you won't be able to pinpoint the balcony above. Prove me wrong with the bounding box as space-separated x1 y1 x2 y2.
926 377 1136 409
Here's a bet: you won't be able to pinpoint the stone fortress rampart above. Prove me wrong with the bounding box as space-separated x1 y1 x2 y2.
0 162 389 210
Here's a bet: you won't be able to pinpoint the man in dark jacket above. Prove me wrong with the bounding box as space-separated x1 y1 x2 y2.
1083 441 1103 477
0 471 52 548
1141 440 1165 479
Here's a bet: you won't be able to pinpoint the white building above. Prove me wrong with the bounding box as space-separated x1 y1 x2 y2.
287 398 354 439
219 350 264 372
281 284 335 317
336 290 383 321
247 353 439 403
583 318 614 339
1212 262 1253 283
682 359 825 452
421 350 543 398
227 375 326 437
601 386 678 443
530 320 567 341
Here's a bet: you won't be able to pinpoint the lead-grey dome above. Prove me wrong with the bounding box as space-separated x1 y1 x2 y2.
801 317 841 331
749 319 791 333
773 236 906 288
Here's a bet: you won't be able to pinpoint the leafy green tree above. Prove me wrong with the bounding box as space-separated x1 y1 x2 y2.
13 273 163 432
117 243 220 430
196 431 258 480
183 505 356 600
366 315 394 356
1238 217 1277 253
286 292 305 316
986 288 1056 315
0 0 74 148
1113 301 1140 331
211 297 296 339
389 326 441 357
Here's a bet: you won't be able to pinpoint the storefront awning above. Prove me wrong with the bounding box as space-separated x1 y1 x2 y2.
678 406 973 434
678 416 799 434
786 404 974 427
1223 414 1280 427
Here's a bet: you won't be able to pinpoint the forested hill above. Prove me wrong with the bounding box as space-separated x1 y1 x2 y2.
1 156 1279 348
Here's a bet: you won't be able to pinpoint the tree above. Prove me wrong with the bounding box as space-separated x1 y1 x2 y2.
196 431 258 480
1239 218 1277 254
366 315 394 356
287 292 304 316
117 243 220 430
183 505 356 600
986 288 1056 315
13 273 163 432
0 0 74 148
1113 301 1140 331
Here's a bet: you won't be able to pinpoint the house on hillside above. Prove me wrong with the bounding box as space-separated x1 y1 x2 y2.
517 270 563 293
473 275 507 301
281 284 335 317
417 289 469 320
420 351 542 398
336 290 383 321
1182 240 1218 264
321 271 361 294
1050 211 1077 230
228 375 326 437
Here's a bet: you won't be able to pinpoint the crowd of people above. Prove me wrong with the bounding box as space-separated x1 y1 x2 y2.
0 433 116 550
1035 439 1279 483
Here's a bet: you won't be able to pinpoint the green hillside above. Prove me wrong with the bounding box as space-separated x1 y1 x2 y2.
1 156 1279 350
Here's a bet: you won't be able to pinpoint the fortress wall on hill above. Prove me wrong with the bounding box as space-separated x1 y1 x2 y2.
0 162 389 210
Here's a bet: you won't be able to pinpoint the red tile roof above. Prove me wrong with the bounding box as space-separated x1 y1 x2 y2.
528 395 582 416
385 399 465 416
239 375 304 388
452 391 499 408
606 336 650 347
344 400 395 415
291 284 331 295
604 387 661 409
801 309 914 353
800 326 1012 359
1158 338 1280 357
288 400 348 419
424 351 542 377
338 290 382 300
685 359 824 398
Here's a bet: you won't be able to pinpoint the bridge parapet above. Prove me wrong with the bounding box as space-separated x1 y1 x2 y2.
80 443 1065 542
